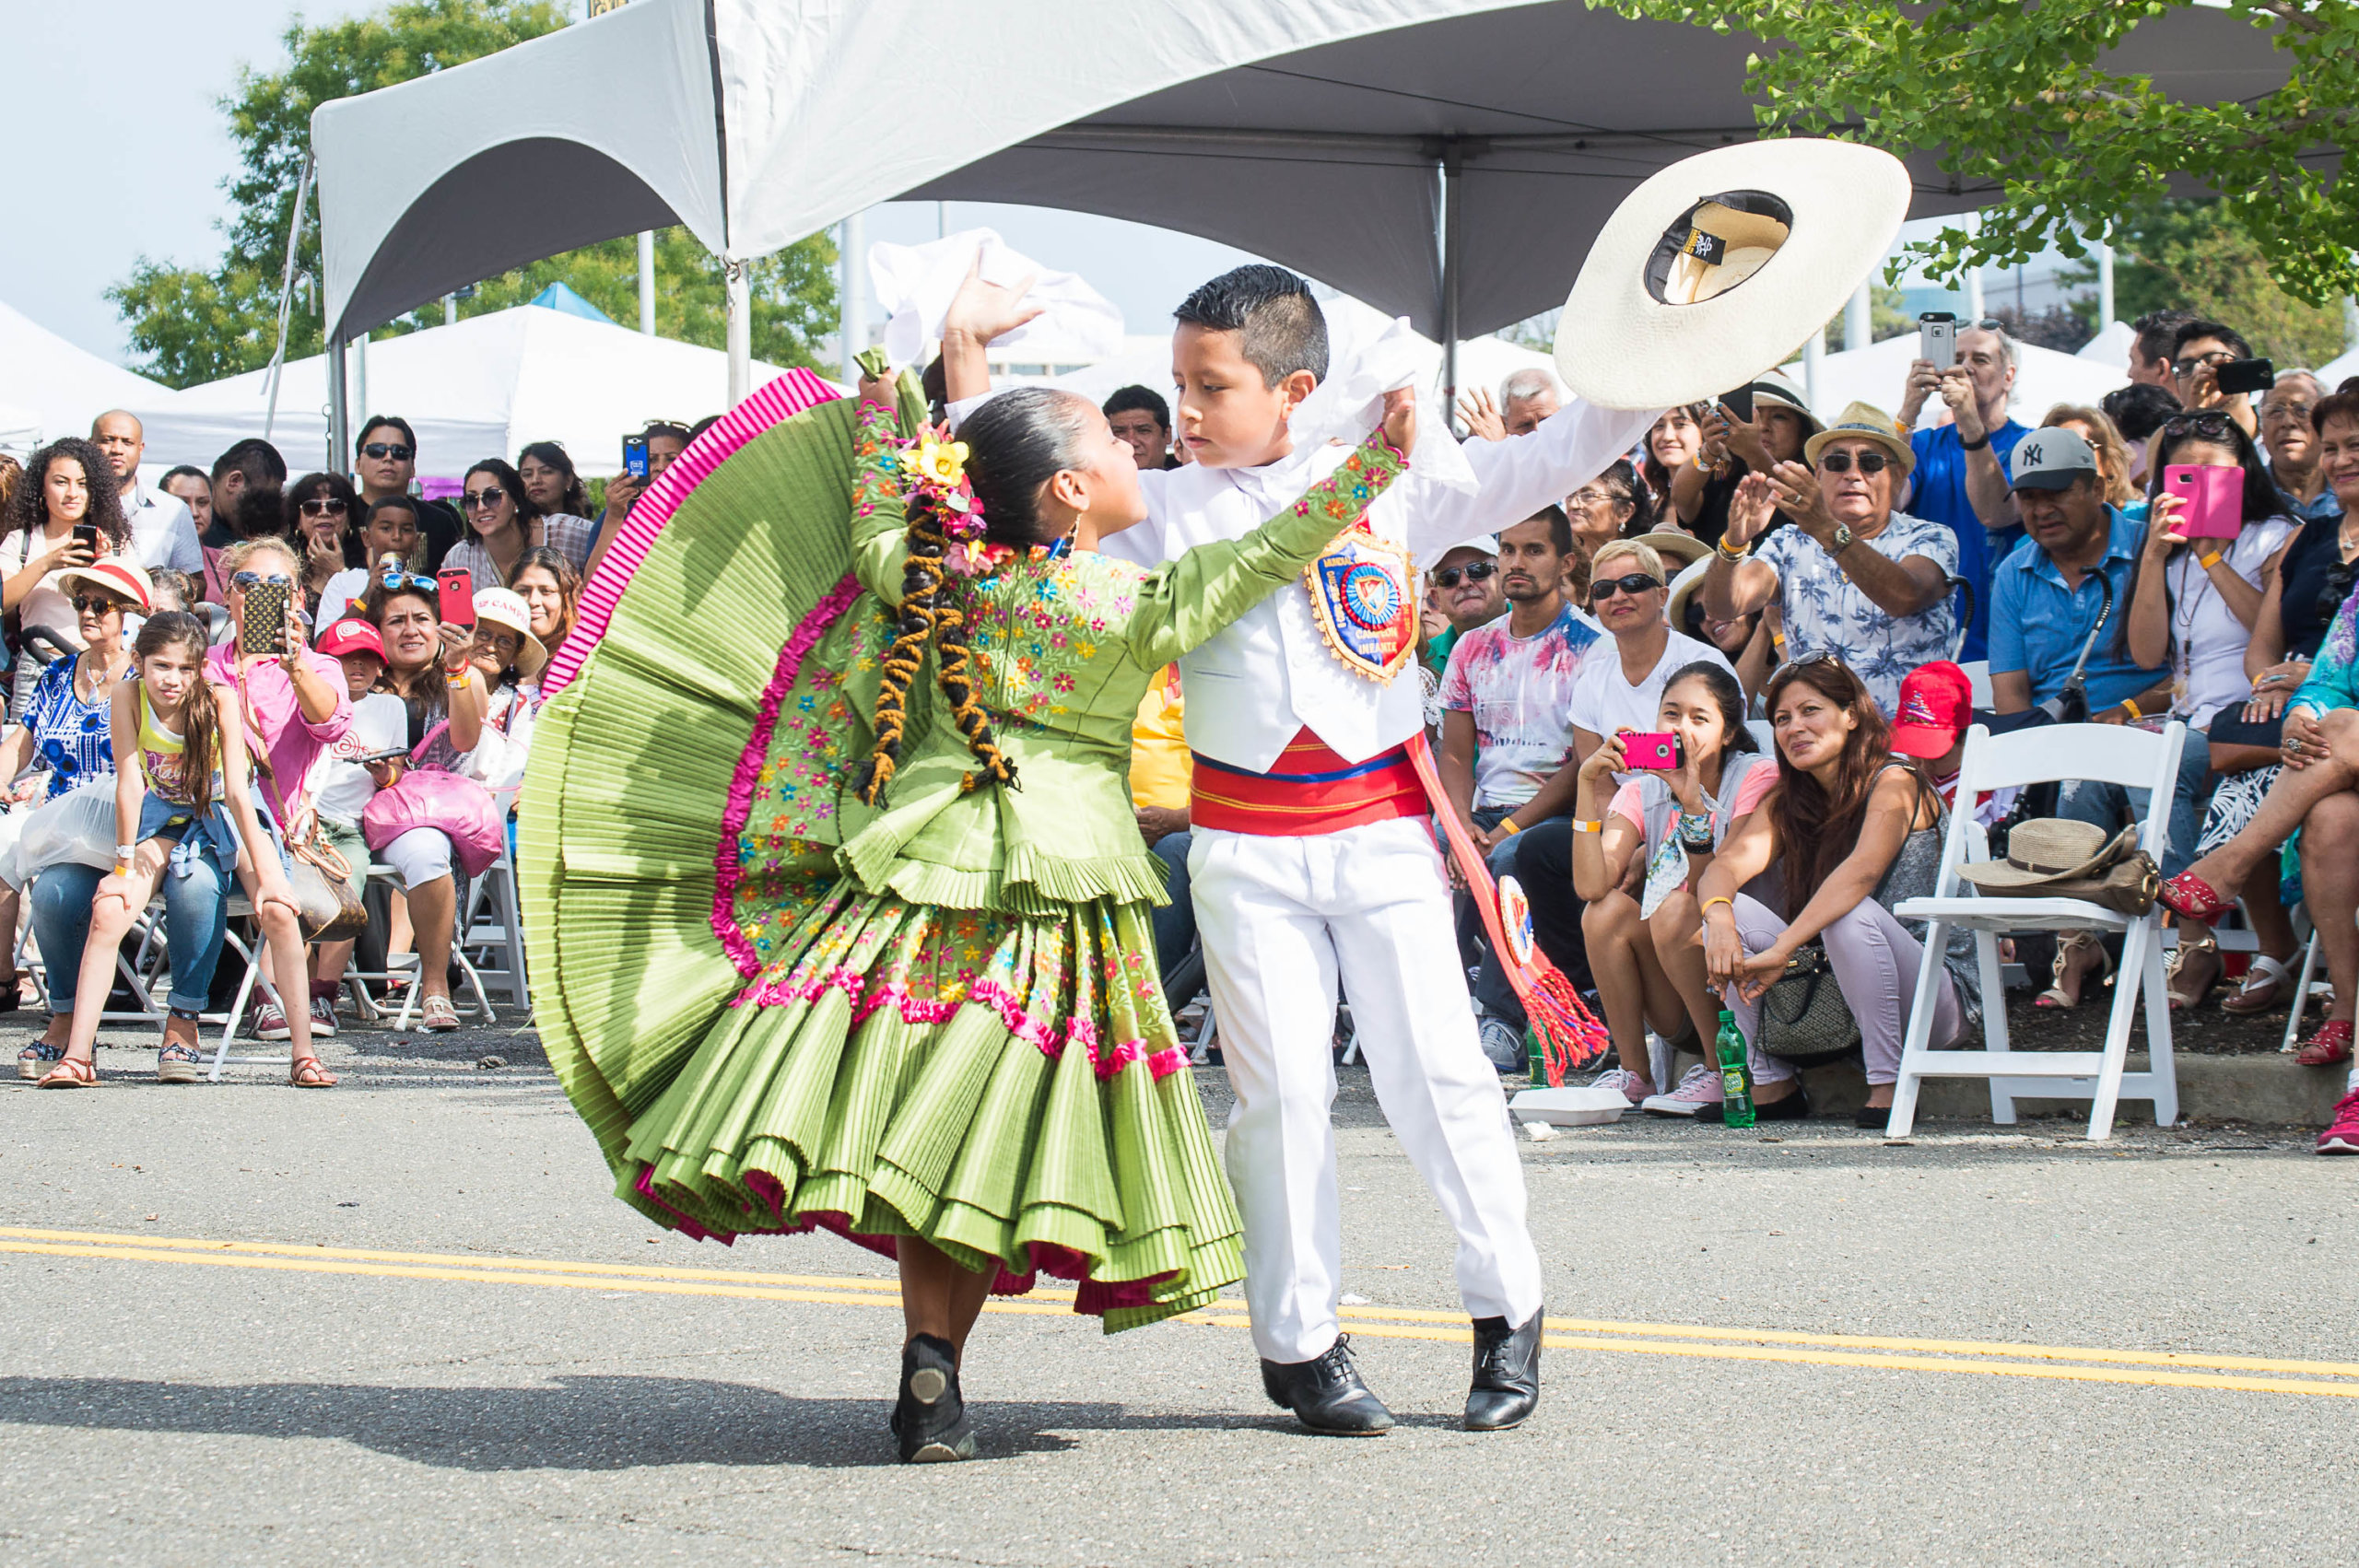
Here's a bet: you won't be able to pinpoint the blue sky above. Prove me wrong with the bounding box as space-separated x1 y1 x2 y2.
6 1 2081 373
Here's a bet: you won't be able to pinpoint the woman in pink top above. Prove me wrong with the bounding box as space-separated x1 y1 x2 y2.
1568 661 1776 1113
205 537 352 1042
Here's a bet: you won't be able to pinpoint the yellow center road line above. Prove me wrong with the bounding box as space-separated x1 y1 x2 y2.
11 1227 2357 1399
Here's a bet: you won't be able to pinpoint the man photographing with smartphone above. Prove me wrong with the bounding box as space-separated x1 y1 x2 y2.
1896 317 2028 664
2171 319 2265 441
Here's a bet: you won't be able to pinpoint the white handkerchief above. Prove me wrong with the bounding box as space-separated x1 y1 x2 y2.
1287 309 1477 497
869 229 1123 368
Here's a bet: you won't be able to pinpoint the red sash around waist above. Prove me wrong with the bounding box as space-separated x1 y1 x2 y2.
1188 728 1426 837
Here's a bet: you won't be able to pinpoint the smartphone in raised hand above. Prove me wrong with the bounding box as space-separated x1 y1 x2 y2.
2163 465 2244 541
1918 311 1959 369
437 567 475 626
239 580 291 658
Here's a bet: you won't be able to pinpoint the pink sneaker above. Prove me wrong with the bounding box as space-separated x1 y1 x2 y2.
252 1002 290 1042
1585 1066 1655 1108
1640 1062 1725 1117
2317 1088 2359 1155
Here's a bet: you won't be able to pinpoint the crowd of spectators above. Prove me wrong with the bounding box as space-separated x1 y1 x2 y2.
0 409 644 1087
1115 310 2359 1153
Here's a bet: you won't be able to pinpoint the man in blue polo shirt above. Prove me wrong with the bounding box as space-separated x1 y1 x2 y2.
1987 427 2171 722
1898 322 2027 662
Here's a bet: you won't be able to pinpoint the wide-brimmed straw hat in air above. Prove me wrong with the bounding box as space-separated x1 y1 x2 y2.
1554 138 1910 410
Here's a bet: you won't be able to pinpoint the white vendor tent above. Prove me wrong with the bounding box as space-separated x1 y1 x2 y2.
125 303 787 480
1782 333 2130 432
0 402 41 461
311 0 2292 430
0 300 171 448
2075 319 2138 374
2312 346 2359 390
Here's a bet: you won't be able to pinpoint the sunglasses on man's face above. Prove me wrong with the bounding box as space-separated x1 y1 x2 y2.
299 497 347 517
2174 351 2236 380
230 571 293 589
72 594 126 616
360 442 415 462
1433 561 1496 590
464 487 505 511
1818 451 1890 475
1588 573 1664 605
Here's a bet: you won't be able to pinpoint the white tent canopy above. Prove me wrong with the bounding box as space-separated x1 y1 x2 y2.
123 303 787 480
314 0 2292 417
1783 332 2130 432
0 301 171 450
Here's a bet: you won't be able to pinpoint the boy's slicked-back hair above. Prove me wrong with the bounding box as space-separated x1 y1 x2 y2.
1173 265 1330 388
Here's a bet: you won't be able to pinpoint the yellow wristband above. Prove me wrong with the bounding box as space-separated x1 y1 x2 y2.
1715 535 1750 562
2120 697 2142 720
1496 816 1521 838
2199 550 2224 569
1571 819 1603 834
1701 895 1734 915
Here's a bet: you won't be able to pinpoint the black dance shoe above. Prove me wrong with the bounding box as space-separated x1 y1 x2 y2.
890 1332 974 1463
1464 1306 1543 1431
1260 1334 1395 1435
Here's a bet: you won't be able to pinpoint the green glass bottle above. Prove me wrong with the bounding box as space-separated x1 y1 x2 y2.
1716 1010 1755 1128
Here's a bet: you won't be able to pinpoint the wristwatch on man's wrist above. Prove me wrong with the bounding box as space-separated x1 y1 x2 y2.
1830 523 1855 554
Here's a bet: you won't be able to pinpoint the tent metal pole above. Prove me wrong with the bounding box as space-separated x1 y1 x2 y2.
326 333 349 478
1802 325 1825 414
1845 282 1872 353
2097 240 2116 332
1439 141 1464 422
839 209 867 383
1964 212 1985 322
262 150 314 444
725 259 752 406
639 230 657 335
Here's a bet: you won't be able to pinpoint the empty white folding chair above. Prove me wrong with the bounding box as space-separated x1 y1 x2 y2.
1886 720 2187 1141
455 788 527 1011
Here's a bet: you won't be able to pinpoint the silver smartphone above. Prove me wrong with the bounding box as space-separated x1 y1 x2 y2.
1919 311 1959 369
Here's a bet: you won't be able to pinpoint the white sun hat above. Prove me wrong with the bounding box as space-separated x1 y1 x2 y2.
1554 138 1912 410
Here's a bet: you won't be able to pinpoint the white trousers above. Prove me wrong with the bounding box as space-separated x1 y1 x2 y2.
1190 815 1544 1363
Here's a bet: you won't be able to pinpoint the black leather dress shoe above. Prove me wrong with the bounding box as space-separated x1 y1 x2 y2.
890 1332 975 1462
1464 1306 1543 1431
1260 1334 1395 1435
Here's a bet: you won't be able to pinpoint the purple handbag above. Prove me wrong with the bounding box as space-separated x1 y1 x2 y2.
361 722 505 878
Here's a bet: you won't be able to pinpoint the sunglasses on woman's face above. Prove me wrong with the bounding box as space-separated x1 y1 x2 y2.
1817 451 1890 475
2162 410 2237 443
464 487 505 511
1588 573 1663 605
1433 561 1496 589
360 442 414 462
231 571 293 589
72 593 126 616
299 497 347 517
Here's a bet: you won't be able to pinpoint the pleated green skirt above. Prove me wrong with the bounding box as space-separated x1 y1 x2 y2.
617 881 1241 1332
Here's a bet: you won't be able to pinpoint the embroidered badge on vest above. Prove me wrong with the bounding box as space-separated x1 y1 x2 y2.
1304 521 1414 682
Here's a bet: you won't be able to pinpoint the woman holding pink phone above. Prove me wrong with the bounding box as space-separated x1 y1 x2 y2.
2090 410 2299 1006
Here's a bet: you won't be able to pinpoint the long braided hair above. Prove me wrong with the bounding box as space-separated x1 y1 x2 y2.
853 388 1093 805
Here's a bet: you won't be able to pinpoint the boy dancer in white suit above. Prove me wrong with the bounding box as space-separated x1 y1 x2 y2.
949 265 1653 1433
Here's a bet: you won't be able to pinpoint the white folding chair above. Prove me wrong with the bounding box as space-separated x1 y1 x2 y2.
455 788 527 1011
1887 720 2187 1141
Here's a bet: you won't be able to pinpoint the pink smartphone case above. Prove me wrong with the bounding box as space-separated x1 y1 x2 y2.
2164 465 2243 540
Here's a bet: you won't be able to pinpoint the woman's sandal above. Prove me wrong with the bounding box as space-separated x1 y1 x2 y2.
2221 954 2293 1017
37 1055 98 1088
2158 871 2236 925
420 995 461 1033
158 1040 203 1085
2295 1018 2355 1067
2167 931 2224 1012
288 1055 338 1089
2035 931 2112 1010
18 1039 65 1081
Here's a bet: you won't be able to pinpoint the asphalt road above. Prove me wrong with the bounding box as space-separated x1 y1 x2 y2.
3 1018 2353 1566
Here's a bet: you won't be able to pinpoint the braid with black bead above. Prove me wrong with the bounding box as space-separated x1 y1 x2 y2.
851 506 948 809
929 584 1018 794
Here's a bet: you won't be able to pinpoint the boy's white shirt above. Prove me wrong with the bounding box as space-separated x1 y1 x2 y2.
945 391 1658 771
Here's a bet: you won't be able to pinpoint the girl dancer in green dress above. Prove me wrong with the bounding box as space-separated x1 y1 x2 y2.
528 362 1414 1461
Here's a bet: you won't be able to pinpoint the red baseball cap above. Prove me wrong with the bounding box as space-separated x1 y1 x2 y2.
1891 661 1973 759
316 617 385 661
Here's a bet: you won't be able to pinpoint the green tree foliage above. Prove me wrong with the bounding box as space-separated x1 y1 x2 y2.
1603 0 2359 308
111 0 836 387
2063 200 2347 369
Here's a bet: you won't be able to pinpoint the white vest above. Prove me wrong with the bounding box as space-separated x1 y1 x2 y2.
1101 400 1661 773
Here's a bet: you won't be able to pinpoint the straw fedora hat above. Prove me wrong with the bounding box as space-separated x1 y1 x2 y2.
1554 138 1911 410
1631 530 1710 571
1803 401 1917 476
1954 819 2112 892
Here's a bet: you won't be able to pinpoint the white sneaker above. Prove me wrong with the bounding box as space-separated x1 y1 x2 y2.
1640 1062 1725 1117
1585 1066 1655 1108
1477 1014 1526 1072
